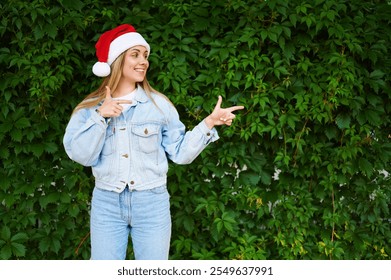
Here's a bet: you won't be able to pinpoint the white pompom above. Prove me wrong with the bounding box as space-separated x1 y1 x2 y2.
92 62 111 77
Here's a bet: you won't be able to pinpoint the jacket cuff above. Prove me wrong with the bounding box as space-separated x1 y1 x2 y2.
200 119 219 144
92 108 110 127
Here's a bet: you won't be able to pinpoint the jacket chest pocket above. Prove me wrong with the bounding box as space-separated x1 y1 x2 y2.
132 124 160 154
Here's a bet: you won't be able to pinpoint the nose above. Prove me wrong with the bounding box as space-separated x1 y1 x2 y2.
138 59 148 67
140 55 148 63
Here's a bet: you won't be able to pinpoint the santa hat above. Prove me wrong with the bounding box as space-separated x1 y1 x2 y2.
92 24 150 77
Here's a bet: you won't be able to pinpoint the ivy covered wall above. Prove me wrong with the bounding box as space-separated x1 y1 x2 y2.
0 0 390 259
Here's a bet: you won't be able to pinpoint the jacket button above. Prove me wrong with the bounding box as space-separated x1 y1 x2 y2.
130 181 135 185
144 128 148 135
122 154 128 158
207 132 211 136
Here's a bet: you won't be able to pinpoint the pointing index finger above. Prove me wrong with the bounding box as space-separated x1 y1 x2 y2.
115 99 133 104
228 105 245 113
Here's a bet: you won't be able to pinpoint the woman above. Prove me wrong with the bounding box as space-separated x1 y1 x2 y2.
63 24 243 260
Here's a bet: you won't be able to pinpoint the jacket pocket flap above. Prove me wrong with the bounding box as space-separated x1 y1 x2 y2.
132 124 160 137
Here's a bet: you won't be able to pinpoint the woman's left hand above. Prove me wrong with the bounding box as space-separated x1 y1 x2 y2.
204 96 244 129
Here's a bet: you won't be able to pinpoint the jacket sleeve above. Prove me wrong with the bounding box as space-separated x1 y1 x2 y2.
162 104 219 165
63 108 108 167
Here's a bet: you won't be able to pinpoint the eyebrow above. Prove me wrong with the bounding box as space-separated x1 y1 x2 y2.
130 47 148 54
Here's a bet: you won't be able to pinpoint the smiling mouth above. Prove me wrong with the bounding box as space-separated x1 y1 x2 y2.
135 69 145 72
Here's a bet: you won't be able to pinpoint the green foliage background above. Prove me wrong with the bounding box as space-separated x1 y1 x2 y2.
0 0 390 260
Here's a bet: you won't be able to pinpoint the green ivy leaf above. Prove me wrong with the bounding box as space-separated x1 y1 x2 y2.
11 233 28 243
358 158 373 177
1 227 11 240
0 245 12 260
336 114 351 129
11 243 26 257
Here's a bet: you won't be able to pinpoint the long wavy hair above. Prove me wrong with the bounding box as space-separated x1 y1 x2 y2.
73 51 171 114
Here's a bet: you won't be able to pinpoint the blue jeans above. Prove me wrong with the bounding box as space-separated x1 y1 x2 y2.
90 185 171 260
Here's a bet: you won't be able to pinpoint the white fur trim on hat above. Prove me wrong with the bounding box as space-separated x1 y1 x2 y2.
107 32 150 65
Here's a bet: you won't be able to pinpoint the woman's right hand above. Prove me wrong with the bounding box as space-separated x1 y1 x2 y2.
96 86 132 118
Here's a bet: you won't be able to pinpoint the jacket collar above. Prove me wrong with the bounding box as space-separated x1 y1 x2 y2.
134 85 149 103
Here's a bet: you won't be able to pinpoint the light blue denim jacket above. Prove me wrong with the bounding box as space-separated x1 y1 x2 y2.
63 86 219 193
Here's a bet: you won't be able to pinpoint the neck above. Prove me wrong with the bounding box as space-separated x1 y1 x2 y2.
112 81 137 98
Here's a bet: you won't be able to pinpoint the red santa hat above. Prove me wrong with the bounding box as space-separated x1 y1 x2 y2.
92 24 150 77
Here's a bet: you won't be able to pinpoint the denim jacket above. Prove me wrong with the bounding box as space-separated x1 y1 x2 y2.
63 86 219 193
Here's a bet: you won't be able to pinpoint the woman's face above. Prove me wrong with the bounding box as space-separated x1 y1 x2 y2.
121 46 149 84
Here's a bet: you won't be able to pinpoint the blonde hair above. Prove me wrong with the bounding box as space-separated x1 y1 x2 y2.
73 51 171 114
